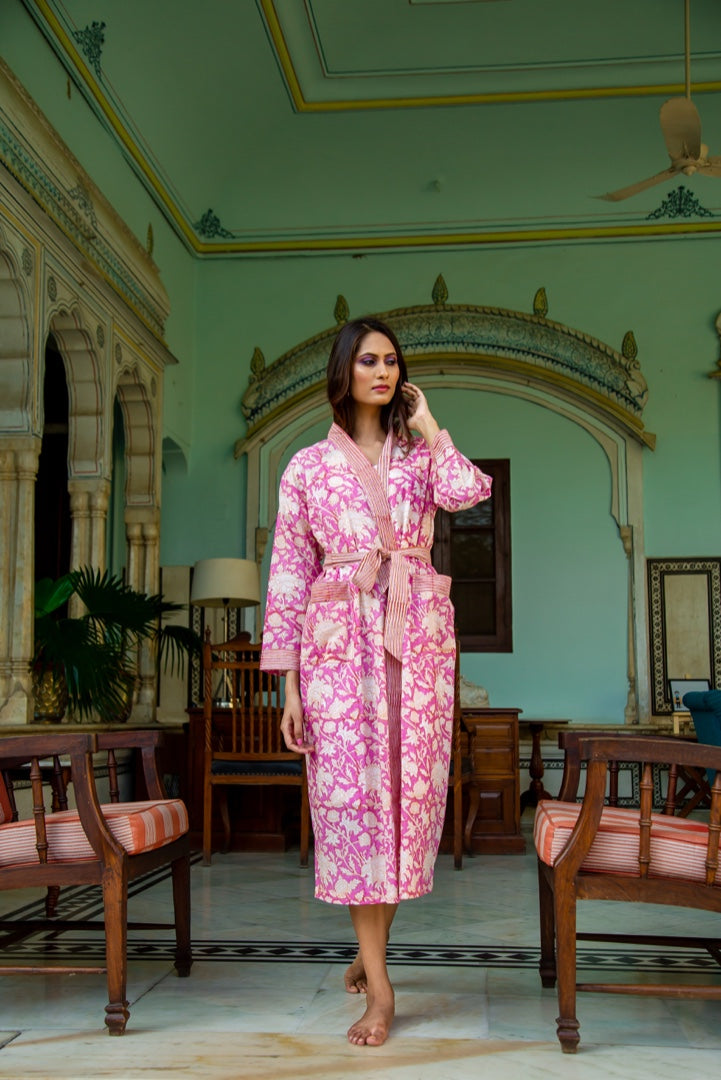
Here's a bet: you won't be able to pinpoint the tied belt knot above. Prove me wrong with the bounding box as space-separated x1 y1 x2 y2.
323 544 431 661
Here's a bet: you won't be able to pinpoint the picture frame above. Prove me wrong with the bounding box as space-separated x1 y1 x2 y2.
647 558 721 715
668 678 711 712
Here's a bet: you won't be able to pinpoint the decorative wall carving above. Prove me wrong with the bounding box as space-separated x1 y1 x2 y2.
0 59 169 340
0 64 174 724
238 291 652 450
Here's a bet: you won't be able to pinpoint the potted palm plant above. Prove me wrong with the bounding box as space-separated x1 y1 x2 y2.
33 566 202 723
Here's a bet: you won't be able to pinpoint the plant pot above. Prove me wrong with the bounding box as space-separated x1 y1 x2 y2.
32 667 69 723
112 670 138 723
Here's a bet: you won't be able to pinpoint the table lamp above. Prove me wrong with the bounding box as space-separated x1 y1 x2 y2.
190 558 261 703
190 558 261 643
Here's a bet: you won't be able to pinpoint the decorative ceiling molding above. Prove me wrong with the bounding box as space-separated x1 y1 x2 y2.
260 0 721 112
16 0 721 256
646 185 714 220
235 284 655 454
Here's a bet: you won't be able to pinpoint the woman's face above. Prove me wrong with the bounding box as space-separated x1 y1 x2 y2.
349 331 400 408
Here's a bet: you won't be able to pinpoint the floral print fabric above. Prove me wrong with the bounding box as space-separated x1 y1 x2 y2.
261 423 491 904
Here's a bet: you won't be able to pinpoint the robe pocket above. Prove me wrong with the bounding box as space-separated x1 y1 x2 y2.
412 573 452 598
303 580 353 660
408 575 455 669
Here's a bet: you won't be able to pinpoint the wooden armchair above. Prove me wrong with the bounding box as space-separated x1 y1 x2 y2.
202 631 310 866
534 733 721 1053
0 730 191 1035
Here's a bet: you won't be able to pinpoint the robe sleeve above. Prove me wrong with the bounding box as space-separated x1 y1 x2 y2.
260 454 323 674
428 429 492 512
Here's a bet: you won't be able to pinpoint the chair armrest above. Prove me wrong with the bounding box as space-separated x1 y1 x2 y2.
0 733 125 862
556 729 586 801
551 734 721 881
94 730 166 800
0 732 92 767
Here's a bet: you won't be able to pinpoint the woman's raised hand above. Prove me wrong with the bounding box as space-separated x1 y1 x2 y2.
402 382 440 444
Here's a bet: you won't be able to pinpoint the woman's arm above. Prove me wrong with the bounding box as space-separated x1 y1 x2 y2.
404 382 492 511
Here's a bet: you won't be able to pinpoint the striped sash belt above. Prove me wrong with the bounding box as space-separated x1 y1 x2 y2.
323 545 432 662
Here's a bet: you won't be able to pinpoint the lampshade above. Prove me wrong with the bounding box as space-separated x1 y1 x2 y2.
190 558 260 608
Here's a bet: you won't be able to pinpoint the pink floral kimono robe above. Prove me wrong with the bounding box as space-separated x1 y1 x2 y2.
260 423 491 905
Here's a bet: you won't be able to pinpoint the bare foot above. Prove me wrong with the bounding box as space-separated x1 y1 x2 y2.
344 952 367 994
347 987 395 1046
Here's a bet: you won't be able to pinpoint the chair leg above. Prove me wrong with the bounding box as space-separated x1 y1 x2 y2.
45 884 60 919
217 788 231 852
171 853 193 978
537 860 556 988
453 780 462 870
554 876 581 1053
299 775 310 868
102 862 130 1036
464 783 480 853
202 778 213 866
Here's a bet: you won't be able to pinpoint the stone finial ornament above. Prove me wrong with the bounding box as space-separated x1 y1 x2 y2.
432 274 448 306
533 287 548 318
622 331 638 363
250 347 265 382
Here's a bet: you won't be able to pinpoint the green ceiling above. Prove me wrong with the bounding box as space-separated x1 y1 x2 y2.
17 0 721 254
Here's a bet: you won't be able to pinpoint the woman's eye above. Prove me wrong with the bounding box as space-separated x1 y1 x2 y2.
385 358 398 367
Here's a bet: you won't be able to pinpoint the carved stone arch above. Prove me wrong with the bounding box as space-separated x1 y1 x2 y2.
49 308 104 478
114 365 157 509
0 225 35 724
236 302 655 541
236 300 656 723
0 228 32 434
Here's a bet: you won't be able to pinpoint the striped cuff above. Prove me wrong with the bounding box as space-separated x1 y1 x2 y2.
430 429 454 458
259 649 300 674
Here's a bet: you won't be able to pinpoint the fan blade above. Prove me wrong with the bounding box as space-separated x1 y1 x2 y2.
700 159 721 177
660 97 701 161
597 168 676 202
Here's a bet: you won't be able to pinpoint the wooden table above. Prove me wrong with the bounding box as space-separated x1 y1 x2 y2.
519 719 571 810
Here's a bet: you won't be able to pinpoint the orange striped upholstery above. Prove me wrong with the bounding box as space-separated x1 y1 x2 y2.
0 800 188 866
534 799 721 886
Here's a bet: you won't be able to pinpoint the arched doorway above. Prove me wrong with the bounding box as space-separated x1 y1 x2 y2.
34 335 71 583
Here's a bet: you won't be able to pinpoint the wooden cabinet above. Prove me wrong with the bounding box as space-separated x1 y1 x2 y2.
462 707 525 854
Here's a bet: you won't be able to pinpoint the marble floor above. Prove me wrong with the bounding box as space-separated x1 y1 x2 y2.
0 817 719 1079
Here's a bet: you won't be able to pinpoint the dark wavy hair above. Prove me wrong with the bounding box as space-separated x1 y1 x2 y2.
327 316 412 445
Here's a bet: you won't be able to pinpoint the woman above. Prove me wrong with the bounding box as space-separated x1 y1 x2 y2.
260 316 491 1046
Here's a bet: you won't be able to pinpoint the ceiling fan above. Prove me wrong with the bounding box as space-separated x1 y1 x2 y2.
599 0 721 201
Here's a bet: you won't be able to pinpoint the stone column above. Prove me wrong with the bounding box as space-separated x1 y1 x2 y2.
67 484 90 619
0 436 41 725
137 517 160 714
620 525 638 725
124 508 161 722
89 480 110 571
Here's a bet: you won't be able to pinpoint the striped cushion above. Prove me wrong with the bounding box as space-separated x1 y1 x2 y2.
534 800 721 886
0 800 188 866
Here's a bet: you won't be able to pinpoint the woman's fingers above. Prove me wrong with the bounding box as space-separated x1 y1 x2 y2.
281 709 314 754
